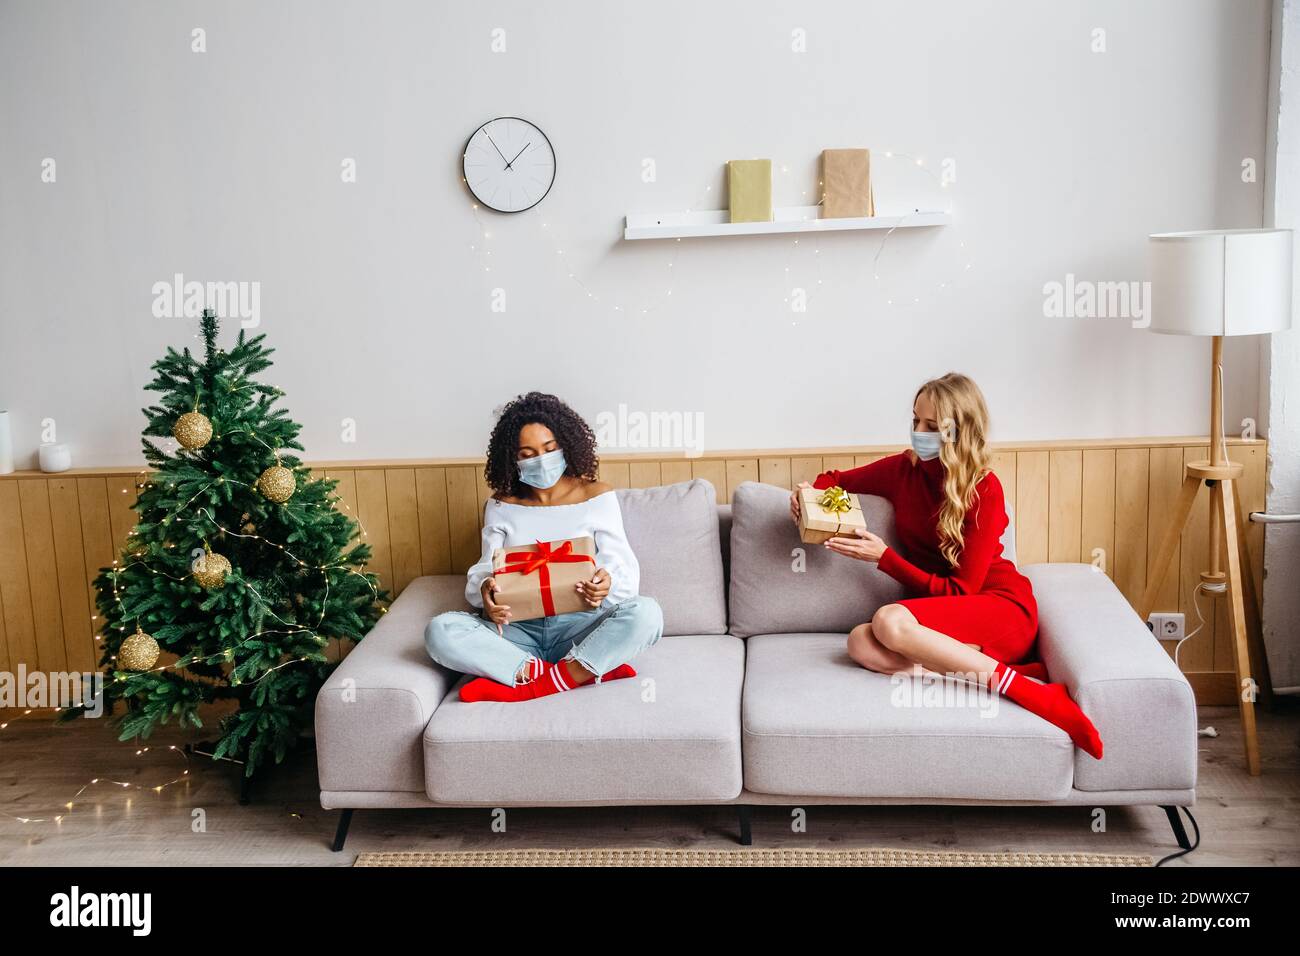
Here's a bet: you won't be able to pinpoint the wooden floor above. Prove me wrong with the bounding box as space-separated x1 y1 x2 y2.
2 702 1297 866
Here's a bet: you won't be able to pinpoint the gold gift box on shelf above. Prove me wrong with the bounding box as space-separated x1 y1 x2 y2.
727 159 773 223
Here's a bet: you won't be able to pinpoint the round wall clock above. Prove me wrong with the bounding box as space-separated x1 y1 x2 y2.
462 117 556 213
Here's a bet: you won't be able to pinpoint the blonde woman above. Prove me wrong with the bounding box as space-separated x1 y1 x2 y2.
790 373 1103 759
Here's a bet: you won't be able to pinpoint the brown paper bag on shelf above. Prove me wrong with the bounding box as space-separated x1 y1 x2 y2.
798 485 867 545
491 537 597 622
821 148 875 219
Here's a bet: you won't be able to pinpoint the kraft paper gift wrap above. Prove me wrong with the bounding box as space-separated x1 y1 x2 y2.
821 148 875 219
798 485 867 545
728 159 773 223
491 537 598 622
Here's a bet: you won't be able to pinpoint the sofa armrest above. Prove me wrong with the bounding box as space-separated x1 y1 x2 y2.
1024 564 1197 794
315 575 466 797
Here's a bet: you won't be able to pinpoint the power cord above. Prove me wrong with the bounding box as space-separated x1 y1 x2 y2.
1155 806 1201 866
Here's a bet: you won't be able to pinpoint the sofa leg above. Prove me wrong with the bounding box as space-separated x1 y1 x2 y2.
737 805 753 846
331 809 354 852
1161 805 1192 850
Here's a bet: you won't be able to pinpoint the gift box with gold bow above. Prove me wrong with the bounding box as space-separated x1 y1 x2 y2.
798 485 867 545
490 537 598 622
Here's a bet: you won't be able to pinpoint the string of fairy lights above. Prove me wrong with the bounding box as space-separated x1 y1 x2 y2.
464 148 973 323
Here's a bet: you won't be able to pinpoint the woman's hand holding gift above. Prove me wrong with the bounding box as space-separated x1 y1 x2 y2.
576 567 611 608
790 481 810 524
824 527 887 563
481 577 512 634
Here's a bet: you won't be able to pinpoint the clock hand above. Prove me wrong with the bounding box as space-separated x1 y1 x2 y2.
505 142 531 170
484 133 510 168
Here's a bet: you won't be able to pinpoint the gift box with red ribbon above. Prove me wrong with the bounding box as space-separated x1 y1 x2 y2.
490 536 598 622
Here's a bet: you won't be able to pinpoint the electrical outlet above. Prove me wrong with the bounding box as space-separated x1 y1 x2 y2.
1146 612 1186 642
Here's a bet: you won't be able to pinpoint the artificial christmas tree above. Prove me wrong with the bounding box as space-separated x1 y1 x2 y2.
68 309 385 778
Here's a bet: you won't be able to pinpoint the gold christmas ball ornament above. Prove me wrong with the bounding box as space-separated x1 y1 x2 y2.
257 464 296 503
192 550 232 588
119 626 160 671
173 411 213 450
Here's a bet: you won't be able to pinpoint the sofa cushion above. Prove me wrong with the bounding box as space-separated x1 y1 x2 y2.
424 634 744 804
617 480 727 636
742 634 1074 800
728 481 905 638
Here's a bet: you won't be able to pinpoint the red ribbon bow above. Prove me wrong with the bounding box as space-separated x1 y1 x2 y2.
496 539 596 617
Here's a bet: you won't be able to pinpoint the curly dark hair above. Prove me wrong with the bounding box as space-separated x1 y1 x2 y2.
484 392 600 499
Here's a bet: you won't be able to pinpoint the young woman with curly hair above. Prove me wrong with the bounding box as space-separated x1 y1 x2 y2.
425 391 663 703
791 373 1103 759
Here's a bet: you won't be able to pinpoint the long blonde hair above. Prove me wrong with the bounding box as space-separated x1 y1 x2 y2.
910 373 992 567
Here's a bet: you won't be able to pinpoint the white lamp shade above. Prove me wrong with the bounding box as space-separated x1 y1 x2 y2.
1148 228 1294 336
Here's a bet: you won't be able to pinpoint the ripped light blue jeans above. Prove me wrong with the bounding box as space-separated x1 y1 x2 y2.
424 596 664 687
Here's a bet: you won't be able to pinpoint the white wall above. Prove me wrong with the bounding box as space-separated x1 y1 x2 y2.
0 0 1276 467
1264 0 1299 692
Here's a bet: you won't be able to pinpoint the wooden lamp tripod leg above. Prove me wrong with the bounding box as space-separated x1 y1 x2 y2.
1230 482 1273 710
1219 479 1261 776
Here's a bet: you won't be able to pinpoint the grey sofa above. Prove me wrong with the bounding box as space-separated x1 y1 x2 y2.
315 479 1198 851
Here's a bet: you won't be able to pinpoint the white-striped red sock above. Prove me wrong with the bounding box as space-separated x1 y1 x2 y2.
460 660 637 703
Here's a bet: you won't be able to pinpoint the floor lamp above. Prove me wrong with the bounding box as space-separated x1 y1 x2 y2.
1142 228 1293 776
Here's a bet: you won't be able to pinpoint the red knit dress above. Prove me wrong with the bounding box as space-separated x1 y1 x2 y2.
813 452 1038 663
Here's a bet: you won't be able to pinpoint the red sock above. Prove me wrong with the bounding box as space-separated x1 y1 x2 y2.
1013 661 1048 681
460 661 637 703
989 662 1103 759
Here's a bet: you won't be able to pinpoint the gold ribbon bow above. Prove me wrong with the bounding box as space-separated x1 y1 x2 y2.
817 486 853 514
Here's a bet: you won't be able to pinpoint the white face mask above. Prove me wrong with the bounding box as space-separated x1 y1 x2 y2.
516 448 568 489
910 430 943 461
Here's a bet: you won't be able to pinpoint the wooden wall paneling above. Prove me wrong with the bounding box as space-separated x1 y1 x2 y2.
820 455 855 477
0 437 1272 699
325 470 359 539
725 459 758 499
444 466 482 573
1112 448 1150 606
0 566 7 675
1047 450 1083 563
690 460 727 502
48 478 95 672
105 475 139 556
18 479 66 672
384 469 421 595
1014 451 1049 565
1145 447 1185 615
628 462 661 488
854 453 888 467
599 461 630 489
758 457 791 489
989 451 1017 557
659 460 692 486
1080 448 1116 574
354 470 393 591
1177 446 1214 671
0 481 36 672
414 468 452 576
790 457 823 487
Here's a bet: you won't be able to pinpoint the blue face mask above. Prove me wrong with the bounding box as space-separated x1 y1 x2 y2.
516 448 568 489
911 430 943 461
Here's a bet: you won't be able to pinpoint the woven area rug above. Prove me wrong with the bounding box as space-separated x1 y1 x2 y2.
354 847 1153 867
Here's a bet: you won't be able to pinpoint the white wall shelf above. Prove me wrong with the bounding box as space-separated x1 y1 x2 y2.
622 206 952 240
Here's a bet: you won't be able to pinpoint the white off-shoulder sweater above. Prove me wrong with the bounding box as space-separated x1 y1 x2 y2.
464 491 640 609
